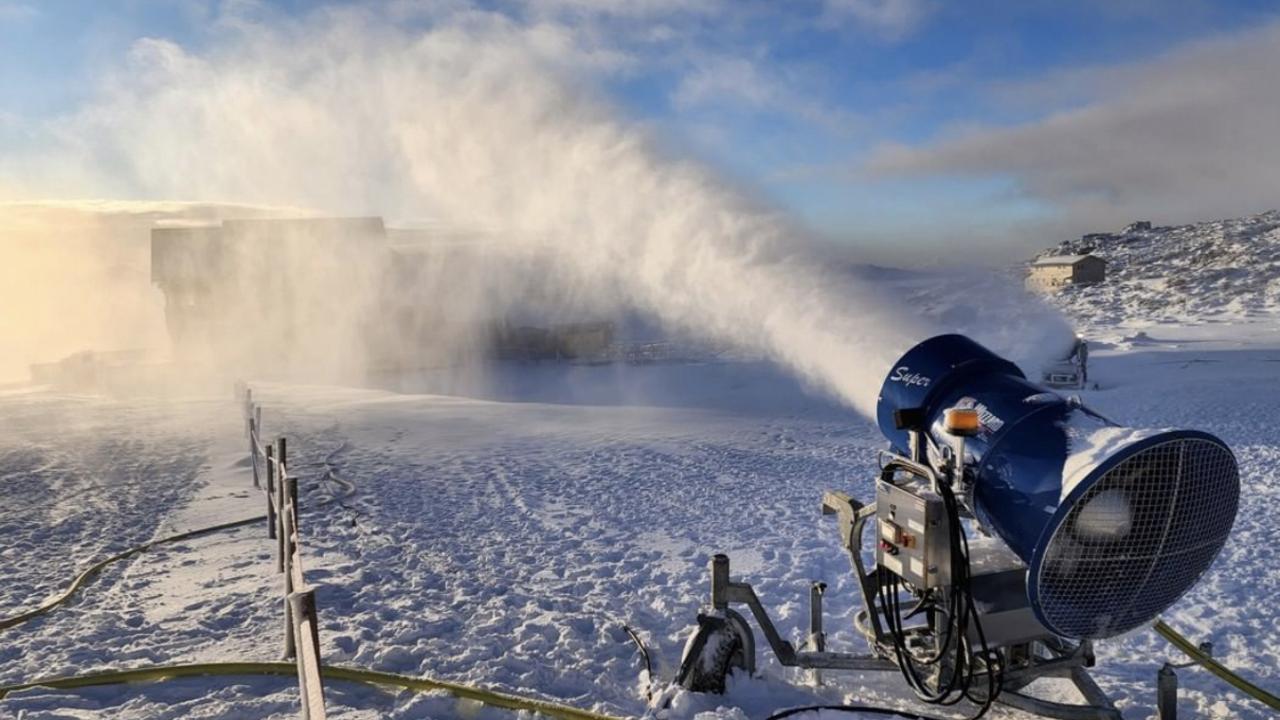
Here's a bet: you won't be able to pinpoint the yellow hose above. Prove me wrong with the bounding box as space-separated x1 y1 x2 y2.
1153 619 1280 711
0 462 622 720
6 623 1277 719
0 661 625 720
0 516 263 631
0 456 354 632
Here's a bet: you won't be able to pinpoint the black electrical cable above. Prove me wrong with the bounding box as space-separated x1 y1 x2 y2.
872 465 1004 720
937 477 1000 716
944 480 1002 714
877 534 967 705
765 703 946 720
880 570 949 703
621 625 653 702
946 478 1001 715
892 486 969 701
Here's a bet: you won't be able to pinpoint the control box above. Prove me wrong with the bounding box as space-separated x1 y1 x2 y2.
875 479 950 589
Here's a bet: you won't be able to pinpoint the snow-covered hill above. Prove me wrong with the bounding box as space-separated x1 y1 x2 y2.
1032 211 1280 334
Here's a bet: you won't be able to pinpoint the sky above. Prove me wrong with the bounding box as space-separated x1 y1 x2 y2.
1 0 1278 263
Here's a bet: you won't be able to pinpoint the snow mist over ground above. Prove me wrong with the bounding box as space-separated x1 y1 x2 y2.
858 263 1077 377
7 11 941 418
0 203 181 384
0 201 304 386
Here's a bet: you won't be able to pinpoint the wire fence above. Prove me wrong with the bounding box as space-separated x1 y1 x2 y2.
238 382 327 720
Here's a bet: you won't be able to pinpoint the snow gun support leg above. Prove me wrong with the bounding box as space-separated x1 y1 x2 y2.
676 553 894 693
676 486 1122 720
676 491 905 687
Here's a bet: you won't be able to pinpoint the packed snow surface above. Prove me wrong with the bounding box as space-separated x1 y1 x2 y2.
1 324 1278 719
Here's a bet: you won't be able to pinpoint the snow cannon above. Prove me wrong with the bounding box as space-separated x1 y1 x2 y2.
675 333 1240 718
876 333 1239 639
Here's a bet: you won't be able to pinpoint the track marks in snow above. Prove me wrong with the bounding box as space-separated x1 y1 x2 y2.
4 355 1278 719
252 397 881 717
0 396 212 618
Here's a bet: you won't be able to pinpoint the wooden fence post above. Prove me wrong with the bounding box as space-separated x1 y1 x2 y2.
282 498 297 658
265 445 276 540
290 589 321 650
249 415 260 489
288 474 300 532
1158 664 1178 720
275 476 285 573
244 389 253 437
289 588 326 717
276 438 287 573
282 578 297 660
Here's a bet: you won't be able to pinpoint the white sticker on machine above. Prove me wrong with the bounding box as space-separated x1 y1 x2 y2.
882 555 903 576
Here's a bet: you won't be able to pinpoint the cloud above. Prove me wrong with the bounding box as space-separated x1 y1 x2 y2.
821 0 933 41
511 0 723 19
673 55 794 110
866 19 1280 231
672 54 862 134
498 0 725 58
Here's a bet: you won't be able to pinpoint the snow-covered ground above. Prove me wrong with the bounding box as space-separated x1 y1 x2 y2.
1 320 1278 719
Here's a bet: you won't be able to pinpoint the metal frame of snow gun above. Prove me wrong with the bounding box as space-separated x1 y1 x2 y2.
703 552 894 673
677 446 1121 720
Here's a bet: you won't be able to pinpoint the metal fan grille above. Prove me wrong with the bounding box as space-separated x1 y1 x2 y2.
1035 437 1238 639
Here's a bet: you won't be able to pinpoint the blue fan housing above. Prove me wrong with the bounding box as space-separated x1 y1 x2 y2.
876 334 1238 639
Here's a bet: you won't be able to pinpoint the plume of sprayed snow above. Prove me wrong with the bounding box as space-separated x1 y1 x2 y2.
7 9 1080 415
871 264 1079 372
8 11 935 416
